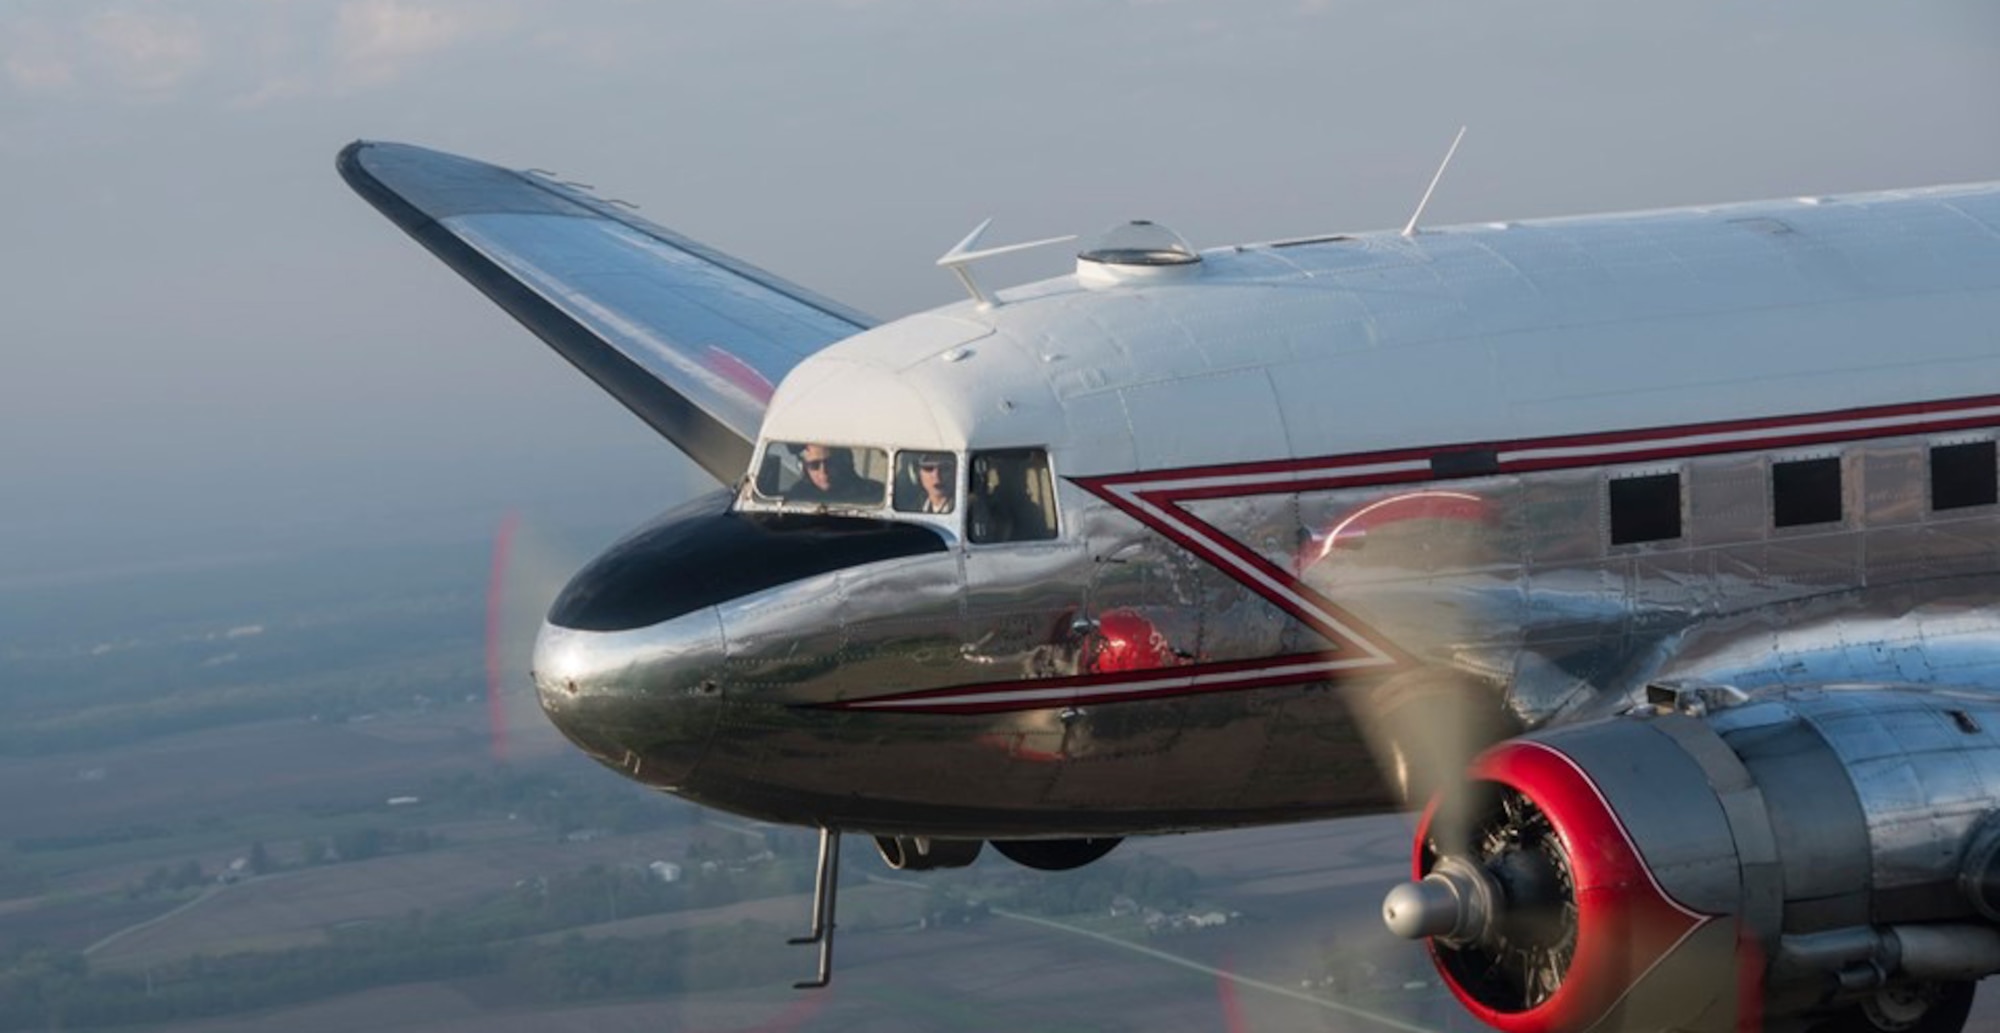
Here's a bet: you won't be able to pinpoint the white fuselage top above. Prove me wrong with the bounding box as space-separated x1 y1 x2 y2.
756 183 2000 482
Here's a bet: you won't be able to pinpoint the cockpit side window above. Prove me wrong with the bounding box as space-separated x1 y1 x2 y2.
967 448 1059 544
753 442 889 508
893 451 958 515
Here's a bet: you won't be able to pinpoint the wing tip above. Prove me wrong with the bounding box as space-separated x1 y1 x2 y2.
335 138 384 187
336 139 433 194
335 138 437 236
335 139 367 184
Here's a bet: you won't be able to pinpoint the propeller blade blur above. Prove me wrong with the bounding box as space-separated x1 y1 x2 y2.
485 510 584 764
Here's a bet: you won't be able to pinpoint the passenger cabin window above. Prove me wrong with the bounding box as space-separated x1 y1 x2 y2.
1931 441 1998 511
893 451 958 516
1609 471 1681 545
1772 456 1842 528
753 442 889 508
968 449 1059 544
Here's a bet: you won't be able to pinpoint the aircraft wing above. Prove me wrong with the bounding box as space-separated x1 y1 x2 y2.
337 141 875 483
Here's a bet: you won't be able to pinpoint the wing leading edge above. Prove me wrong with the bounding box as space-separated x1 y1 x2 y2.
337 141 875 482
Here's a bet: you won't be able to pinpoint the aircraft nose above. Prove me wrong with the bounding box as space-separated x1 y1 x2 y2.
529 488 949 785
532 612 724 788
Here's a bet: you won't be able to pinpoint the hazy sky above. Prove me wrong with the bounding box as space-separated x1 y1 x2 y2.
4 0 1999 577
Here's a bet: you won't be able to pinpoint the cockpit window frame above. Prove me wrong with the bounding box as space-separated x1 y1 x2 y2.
892 449 962 519
965 447 1062 546
737 441 1063 545
746 440 892 512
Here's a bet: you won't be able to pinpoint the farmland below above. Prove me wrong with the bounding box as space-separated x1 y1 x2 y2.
5 535 1992 1031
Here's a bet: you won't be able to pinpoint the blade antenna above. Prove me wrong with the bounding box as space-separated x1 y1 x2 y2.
1401 125 1468 238
936 219 1078 309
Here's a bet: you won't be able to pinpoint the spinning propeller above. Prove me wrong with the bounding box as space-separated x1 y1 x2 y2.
482 511 581 764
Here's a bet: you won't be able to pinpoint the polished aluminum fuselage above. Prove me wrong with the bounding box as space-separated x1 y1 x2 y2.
536 182 2000 838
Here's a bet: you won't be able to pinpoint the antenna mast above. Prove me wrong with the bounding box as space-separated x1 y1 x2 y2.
1401 125 1468 238
936 219 1077 309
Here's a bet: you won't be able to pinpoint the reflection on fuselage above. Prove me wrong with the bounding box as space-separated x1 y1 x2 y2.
537 422 2000 841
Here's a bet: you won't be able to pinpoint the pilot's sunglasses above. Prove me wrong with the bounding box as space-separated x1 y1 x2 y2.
804 459 830 470
919 463 945 473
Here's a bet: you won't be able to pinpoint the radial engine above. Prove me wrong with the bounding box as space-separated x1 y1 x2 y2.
1382 684 2000 1033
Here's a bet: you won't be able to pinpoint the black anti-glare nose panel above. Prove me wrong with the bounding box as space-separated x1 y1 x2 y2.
548 490 949 632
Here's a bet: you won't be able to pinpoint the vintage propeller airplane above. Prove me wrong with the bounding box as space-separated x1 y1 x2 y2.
341 139 2000 1033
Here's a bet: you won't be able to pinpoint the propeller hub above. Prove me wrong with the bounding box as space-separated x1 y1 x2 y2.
1383 855 1499 943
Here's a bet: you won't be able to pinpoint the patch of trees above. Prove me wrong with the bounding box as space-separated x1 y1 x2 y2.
295 827 438 868
421 767 698 837
498 923 800 1002
120 829 439 901
932 853 1203 919
427 859 812 944
130 859 208 896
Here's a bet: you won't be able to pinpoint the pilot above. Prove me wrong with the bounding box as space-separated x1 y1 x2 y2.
793 443 883 505
915 452 955 514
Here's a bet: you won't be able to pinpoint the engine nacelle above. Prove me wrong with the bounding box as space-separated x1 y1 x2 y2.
1383 685 2000 1033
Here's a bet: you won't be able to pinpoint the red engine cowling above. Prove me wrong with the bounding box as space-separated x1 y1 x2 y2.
1400 738 1739 1032
1383 688 2000 1033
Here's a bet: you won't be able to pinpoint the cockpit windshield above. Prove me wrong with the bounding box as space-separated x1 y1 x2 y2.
892 451 957 515
752 442 890 509
744 443 1057 543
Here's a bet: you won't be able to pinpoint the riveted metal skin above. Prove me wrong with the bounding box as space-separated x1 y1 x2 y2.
538 421 2000 840
410 161 2000 847
1713 690 2000 930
